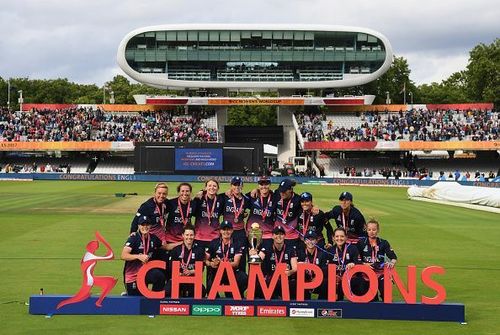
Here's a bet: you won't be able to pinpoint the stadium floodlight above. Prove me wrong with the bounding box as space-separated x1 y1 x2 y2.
110 91 115 104
103 85 110 104
385 91 391 105
18 90 23 112
7 79 10 109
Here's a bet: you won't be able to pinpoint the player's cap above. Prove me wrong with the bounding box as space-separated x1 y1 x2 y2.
138 215 152 225
258 176 271 185
277 178 294 193
339 191 353 201
219 220 233 230
304 230 318 240
272 225 286 235
231 176 243 186
300 192 313 202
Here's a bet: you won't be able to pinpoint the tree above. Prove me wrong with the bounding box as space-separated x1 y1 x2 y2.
227 105 277 126
465 39 499 106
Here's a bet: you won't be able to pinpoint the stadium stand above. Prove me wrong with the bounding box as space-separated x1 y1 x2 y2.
0 107 219 143
297 108 499 142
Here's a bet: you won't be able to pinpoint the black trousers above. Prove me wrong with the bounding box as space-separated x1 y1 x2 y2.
206 269 248 298
125 268 166 296
165 278 207 298
254 277 297 300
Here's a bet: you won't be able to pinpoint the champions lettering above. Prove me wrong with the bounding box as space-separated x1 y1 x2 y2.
137 261 447 304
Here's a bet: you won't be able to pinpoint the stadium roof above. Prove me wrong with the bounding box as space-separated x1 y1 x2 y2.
117 24 393 89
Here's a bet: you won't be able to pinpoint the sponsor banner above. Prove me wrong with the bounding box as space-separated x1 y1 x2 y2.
323 98 365 106
304 140 500 151
22 103 76 111
110 142 135 151
0 141 114 152
159 304 190 315
317 308 343 318
192 305 222 316
224 305 255 316
289 308 315 318
208 98 304 106
399 141 500 151
327 104 408 112
145 98 189 105
303 141 378 151
98 104 159 112
374 141 400 150
175 148 223 171
257 306 287 317
426 103 493 110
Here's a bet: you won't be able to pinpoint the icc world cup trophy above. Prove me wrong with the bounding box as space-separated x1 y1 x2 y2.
248 222 263 264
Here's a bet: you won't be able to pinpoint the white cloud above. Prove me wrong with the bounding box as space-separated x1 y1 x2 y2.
0 0 498 86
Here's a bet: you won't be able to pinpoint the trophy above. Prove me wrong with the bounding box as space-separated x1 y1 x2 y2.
248 222 263 264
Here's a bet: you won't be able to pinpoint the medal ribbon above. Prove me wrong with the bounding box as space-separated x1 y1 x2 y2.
370 240 378 263
335 244 349 271
260 195 269 221
306 248 318 265
155 200 165 228
279 194 293 224
231 196 245 222
306 247 318 277
273 246 285 264
221 241 231 262
205 195 217 226
180 244 193 270
341 212 347 230
178 198 191 226
302 211 311 236
141 233 150 256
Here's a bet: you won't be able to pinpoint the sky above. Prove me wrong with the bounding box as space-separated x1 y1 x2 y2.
0 0 498 87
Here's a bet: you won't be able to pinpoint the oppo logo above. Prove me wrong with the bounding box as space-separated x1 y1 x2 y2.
192 305 222 316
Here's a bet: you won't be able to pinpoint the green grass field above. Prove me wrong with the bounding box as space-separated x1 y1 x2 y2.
0 180 499 335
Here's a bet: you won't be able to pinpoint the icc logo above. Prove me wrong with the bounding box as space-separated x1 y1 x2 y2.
56 232 117 309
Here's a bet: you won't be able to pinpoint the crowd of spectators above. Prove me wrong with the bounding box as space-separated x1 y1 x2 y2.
297 108 499 142
0 107 218 143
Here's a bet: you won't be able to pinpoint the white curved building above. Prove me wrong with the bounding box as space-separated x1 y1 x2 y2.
117 24 393 89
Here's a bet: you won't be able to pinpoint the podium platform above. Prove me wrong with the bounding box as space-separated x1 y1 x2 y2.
29 295 465 322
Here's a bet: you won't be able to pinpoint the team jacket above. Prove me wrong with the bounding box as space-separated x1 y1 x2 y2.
297 209 334 245
326 205 367 240
165 197 198 243
130 197 169 242
123 232 162 283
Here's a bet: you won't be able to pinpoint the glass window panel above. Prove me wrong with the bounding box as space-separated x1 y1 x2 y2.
188 31 198 41
156 32 166 41
283 31 293 39
251 31 262 37
304 32 314 40
209 31 219 41
241 31 251 38
367 35 377 43
199 31 209 41
230 31 240 41
263 31 272 39
177 31 187 41
145 32 155 37
294 31 304 40
220 31 230 41
357 33 367 41
272 31 283 39
166 31 177 41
